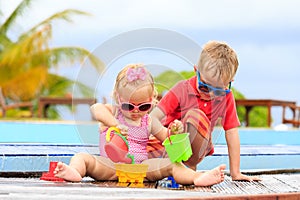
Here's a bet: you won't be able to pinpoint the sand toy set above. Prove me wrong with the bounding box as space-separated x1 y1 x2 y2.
105 127 148 183
41 125 192 184
106 125 192 183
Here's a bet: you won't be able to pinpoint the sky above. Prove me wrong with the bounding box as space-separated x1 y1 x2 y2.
1 0 300 126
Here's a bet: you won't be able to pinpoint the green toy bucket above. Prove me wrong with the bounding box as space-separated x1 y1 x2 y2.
162 133 192 163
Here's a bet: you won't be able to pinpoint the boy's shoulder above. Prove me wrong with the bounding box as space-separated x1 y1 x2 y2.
175 76 196 87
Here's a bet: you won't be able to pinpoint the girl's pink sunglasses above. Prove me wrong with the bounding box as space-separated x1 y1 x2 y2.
119 102 153 112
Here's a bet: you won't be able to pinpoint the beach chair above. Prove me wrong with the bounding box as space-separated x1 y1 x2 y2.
282 104 300 128
0 87 34 117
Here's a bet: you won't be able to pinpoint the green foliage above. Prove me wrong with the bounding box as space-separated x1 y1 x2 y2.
0 0 104 119
232 88 268 127
154 70 185 94
154 70 268 127
231 88 246 125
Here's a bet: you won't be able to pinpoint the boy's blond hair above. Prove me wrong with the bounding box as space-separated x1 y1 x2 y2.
112 63 157 103
197 41 239 83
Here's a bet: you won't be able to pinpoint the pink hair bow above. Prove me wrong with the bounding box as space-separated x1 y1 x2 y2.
126 67 147 82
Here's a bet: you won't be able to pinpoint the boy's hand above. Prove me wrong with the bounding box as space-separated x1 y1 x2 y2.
170 119 184 134
231 173 261 182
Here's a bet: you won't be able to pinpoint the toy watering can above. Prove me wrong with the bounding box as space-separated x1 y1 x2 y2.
104 127 135 164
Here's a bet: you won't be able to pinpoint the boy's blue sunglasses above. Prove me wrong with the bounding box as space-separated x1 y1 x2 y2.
196 70 231 96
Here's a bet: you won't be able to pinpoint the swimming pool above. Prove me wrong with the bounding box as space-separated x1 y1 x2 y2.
0 121 299 172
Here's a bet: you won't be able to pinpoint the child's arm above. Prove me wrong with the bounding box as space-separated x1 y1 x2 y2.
225 128 261 181
91 103 128 137
90 103 118 127
150 116 183 142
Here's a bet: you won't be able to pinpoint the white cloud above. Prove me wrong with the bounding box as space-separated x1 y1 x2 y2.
4 0 300 32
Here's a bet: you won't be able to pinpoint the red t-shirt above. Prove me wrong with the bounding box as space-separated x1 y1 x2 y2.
157 76 240 131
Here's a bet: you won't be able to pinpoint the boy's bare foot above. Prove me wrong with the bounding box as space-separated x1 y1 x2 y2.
53 162 82 182
194 164 226 186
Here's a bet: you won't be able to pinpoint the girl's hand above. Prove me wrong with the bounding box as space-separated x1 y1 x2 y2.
170 119 184 134
117 124 129 138
99 123 108 132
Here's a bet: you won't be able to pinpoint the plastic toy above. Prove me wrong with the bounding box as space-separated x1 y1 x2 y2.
167 176 180 188
115 163 148 183
162 125 192 163
157 176 180 189
105 127 134 164
40 161 64 182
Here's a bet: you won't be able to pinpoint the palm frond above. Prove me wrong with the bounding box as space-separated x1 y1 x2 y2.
2 66 48 101
72 81 94 97
0 0 32 35
0 25 50 75
42 73 93 97
0 34 12 53
42 74 75 97
19 9 91 40
40 47 105 72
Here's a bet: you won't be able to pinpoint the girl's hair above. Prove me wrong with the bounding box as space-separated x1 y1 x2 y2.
112 63 158 104
197 41 239 83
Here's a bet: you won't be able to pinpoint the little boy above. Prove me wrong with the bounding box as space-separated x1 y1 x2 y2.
150 41 260 181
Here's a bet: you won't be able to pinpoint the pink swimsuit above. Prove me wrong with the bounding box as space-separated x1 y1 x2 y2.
99 110 150 164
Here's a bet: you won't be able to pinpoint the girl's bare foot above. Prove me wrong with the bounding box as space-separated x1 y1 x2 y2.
53 162 82 182
194 164 226 186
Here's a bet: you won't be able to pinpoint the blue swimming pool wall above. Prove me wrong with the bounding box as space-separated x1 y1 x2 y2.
0 121 299 172
1 122 299 145
0 121 98 144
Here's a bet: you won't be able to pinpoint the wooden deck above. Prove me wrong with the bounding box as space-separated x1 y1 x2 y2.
0 172 299 199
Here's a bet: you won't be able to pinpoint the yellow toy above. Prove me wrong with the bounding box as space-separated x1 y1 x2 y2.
115 163 148 183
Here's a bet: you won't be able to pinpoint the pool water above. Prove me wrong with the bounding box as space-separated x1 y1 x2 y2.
0 121 299 172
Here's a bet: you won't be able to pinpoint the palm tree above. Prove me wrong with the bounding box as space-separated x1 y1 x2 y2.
0 0 104 118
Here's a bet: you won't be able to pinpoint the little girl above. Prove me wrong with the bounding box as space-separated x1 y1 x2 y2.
54 63 226 186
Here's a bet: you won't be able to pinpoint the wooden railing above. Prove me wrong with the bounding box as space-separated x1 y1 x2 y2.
38 97 97 118
282 104 300 128
0 87 34 117
235 99 297 127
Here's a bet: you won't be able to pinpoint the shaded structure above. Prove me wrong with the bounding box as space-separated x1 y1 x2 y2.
235 99 297 127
